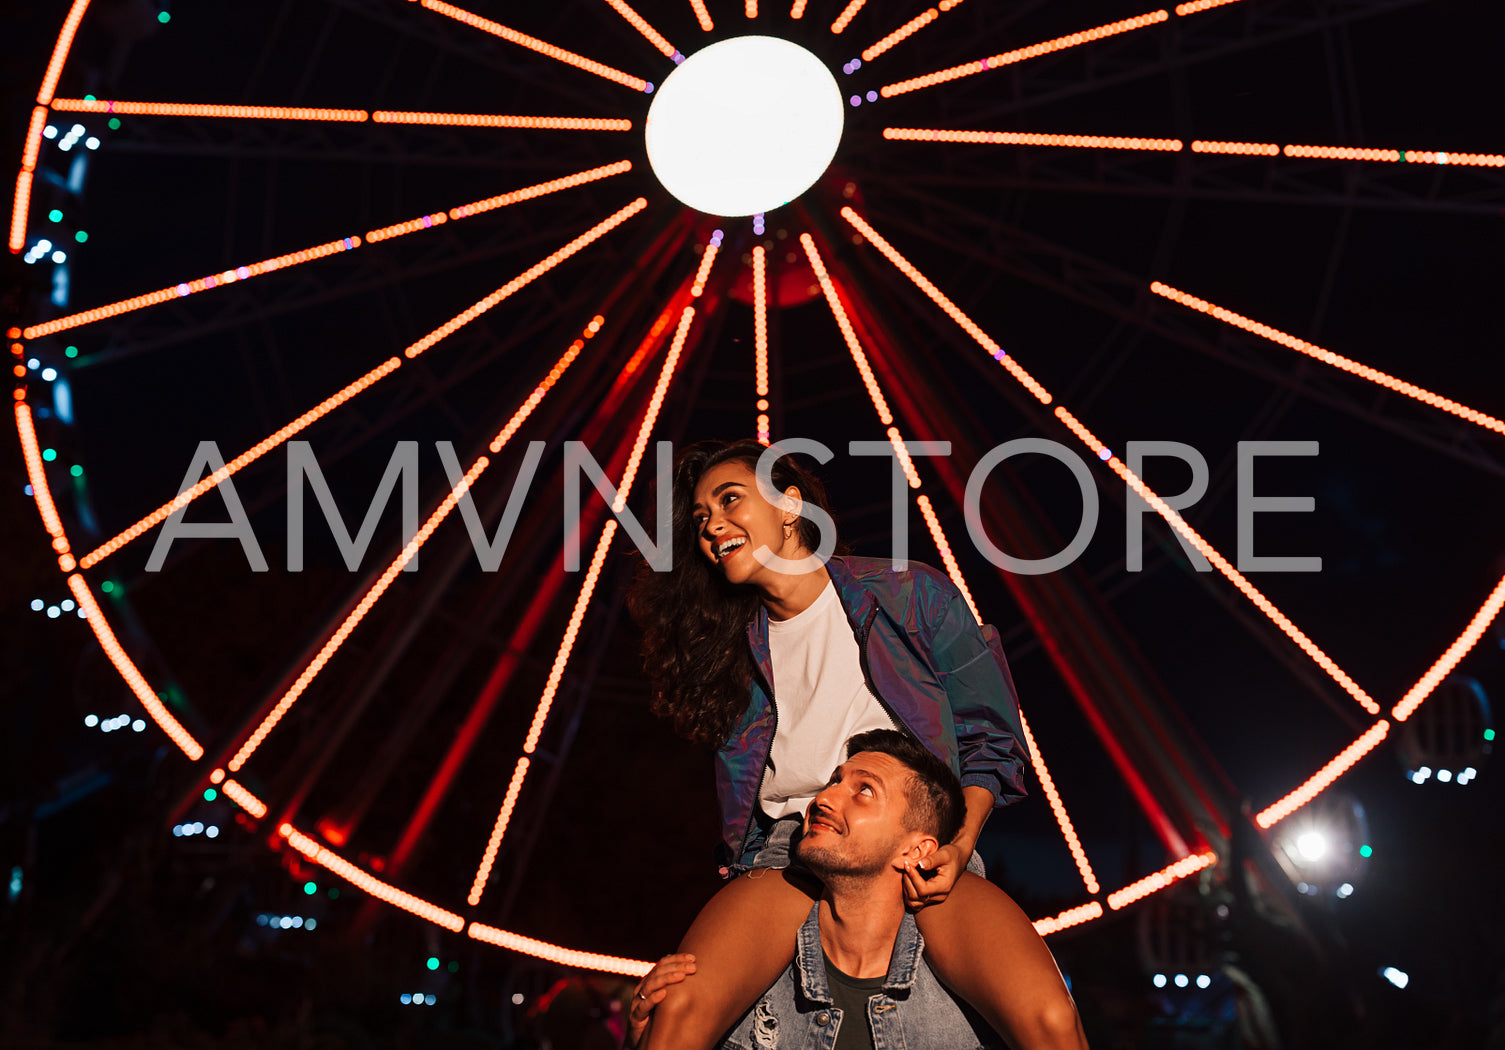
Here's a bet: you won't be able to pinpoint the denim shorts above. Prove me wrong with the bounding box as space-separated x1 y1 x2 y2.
750 815 986 877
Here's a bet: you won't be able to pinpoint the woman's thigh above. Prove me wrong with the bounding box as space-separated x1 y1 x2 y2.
647 868 819 1050
915 873 1083 1048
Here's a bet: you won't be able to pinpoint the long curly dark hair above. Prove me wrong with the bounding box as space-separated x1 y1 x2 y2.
627 440 839 749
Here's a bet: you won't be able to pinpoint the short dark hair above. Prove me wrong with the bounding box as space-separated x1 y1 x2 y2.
845 729 964 844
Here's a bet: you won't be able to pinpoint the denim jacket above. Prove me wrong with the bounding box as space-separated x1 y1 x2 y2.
719 905 1003 1050
713 556 1029 872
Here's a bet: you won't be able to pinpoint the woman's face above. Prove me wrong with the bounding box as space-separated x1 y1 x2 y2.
690 460 803 588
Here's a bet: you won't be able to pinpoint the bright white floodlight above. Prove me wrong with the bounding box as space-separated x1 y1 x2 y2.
646 36 843 217
1295 831 1327 862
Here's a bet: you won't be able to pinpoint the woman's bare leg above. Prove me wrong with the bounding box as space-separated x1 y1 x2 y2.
643 868 819 1050
915 873 1088 1050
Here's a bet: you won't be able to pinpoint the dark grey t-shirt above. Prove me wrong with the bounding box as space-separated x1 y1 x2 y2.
825 954 887 1050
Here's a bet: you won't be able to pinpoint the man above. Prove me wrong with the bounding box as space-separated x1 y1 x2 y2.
633 730 1087 1049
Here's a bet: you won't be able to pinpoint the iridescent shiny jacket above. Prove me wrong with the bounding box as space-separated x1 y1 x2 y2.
714 555 1029 873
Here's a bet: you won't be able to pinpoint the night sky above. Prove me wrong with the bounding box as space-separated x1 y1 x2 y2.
3 0 1504 1046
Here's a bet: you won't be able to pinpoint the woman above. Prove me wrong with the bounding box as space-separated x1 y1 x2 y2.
627 440 1084 1050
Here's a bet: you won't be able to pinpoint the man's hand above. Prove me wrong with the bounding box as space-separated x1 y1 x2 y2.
901 843 969 908
626 953 696 1048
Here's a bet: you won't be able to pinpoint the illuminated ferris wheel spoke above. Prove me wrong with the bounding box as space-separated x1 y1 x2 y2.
1105 851 1217 910
790 0 810 20
751 246 771 444
1150 283 1505 436
687 0 716 32
859 8 939 62
225 455 492 775
840 206 1385 718
14 401 74 569
49 99 367 121
372 112 633 130
884 128 1184 152
468 922 651 976
1254 721 1391 829
597 0 680 59
1174 0 1241 13
76 196 646 570
469 301 700 906
35 0 91 106
50 98 636 131
800 232 1103 899
417 0 654 93
291 814 658 971
880 9 1171 99
65 572 204 758
1391 573 1505 723
7 107 48 253
1197 140 1505 167
1051 405 1381 716
830 0 867 34
746 0 758 17
1033 902 1104 936
23 161 635 340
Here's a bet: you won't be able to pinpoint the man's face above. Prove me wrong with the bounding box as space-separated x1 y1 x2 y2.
796 751 927 878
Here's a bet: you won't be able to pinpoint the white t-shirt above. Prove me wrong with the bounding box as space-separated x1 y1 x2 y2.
760 582 896 820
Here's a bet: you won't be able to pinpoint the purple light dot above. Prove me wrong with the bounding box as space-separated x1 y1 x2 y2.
421 215 432 228
237 266 250 279
842 62 853 74
1098 448 1112 461
850 95 861 106
980 58 991 69
176 283 190 296
204 276 216 288
851 58 862 71
866 90 877 102
644 82 655 93
672 52 684 64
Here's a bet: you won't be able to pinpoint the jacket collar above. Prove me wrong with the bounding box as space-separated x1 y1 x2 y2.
746 556 877 654
795 903 925 1003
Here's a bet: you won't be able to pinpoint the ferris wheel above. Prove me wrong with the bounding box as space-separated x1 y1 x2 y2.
9 0 1504 993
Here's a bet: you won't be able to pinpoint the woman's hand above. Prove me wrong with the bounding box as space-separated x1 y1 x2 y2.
626 953 697 1048
901 843 968 908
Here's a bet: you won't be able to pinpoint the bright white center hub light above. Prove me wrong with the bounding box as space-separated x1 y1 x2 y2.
646 36 843 216
1295 831 1327 862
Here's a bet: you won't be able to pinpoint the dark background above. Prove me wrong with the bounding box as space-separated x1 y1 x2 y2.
3 0 1504 1046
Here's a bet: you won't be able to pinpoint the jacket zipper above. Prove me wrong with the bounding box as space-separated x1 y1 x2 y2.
736 636 778 866
855 602 919 745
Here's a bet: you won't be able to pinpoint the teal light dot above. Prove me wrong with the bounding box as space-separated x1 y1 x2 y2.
69 464 83 478
83 94 96 102
48 209 62 222
108 118 121 130
64 345 78 358
327 887 339 899
203 787 218 802
426 957 440 971
1359 844 1373 858
304 881 318 895
100 580 115 593
1486 728 1496 741
157 10 171 22
75 230 88 243
447 961 459 973
41 448 57 462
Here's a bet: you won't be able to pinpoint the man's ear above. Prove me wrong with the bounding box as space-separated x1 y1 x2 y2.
895 832 940 869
